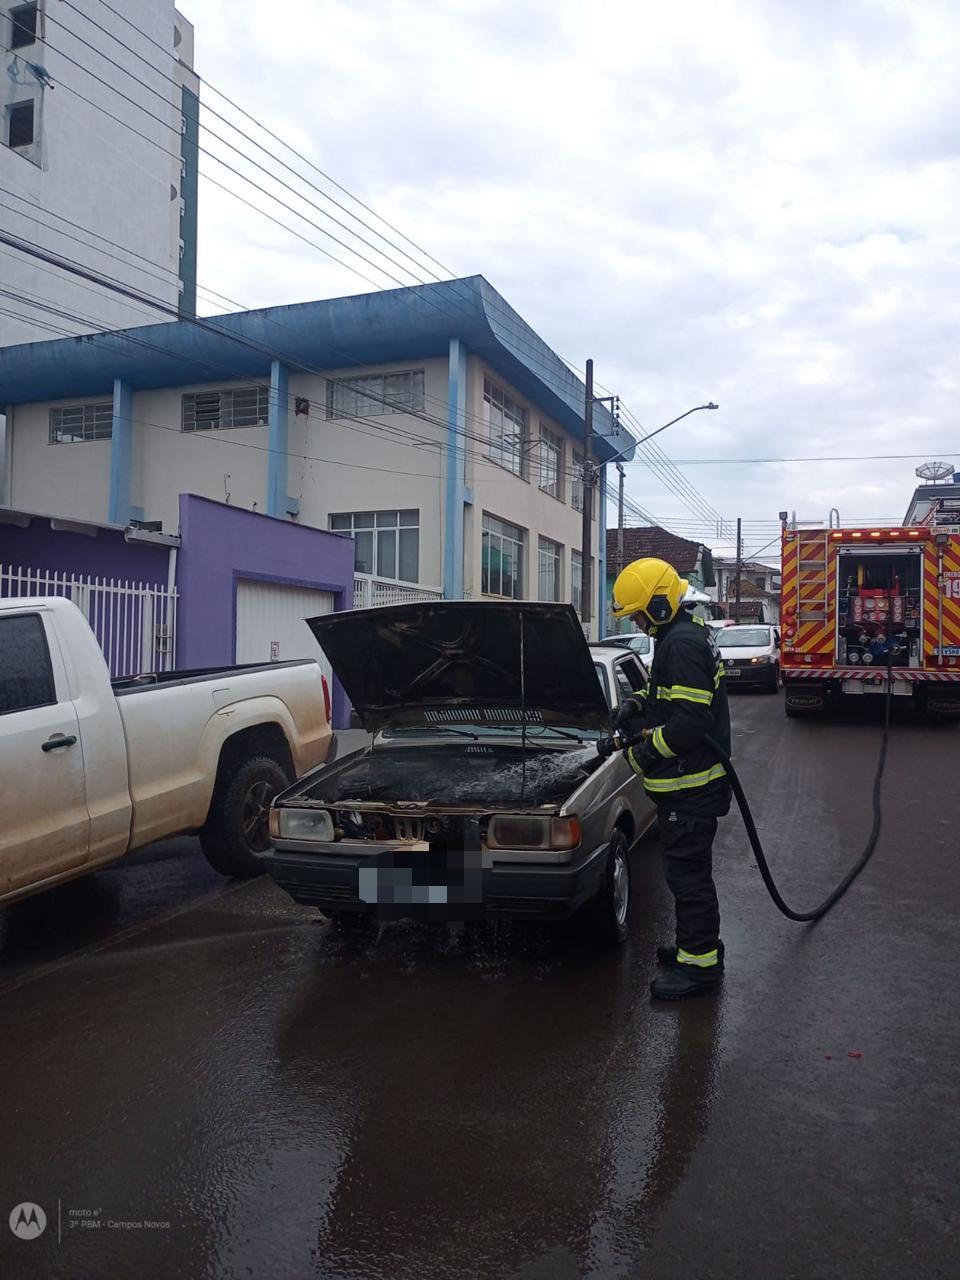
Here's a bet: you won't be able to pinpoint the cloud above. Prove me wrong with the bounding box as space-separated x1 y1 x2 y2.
178 0 960 553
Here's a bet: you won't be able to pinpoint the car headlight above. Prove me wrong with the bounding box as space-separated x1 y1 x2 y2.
485 815 582 851
272 807 336 842
750 656 771 664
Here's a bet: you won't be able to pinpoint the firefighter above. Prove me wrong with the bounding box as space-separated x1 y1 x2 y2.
610 557 732 1000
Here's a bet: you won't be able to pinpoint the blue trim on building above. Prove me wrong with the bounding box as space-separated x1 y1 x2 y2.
108 378 132 525
443 337 467 598
598 466 608 628
267 359 289 519
178 84 200 319
0 278 636 464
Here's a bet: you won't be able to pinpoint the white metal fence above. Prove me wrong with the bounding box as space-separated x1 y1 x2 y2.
0 565 177 678
354 574 443 609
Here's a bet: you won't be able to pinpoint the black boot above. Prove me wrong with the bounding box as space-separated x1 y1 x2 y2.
656 940 725 968
650 962 722 1000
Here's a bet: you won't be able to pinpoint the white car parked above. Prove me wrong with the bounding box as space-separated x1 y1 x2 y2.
715 624 782 692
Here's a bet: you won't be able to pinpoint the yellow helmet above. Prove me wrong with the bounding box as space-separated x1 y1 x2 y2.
611 557 688 624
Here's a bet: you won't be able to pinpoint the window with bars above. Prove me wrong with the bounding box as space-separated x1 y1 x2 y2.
483 378 527 477
326 370 425 419
538 536 562 602
539 425 563 499
181 386 269 432
572 449 584 512
10 4 38 50
482 513 525 599
7 99 34 149
49 402 113 444
329 510 419 582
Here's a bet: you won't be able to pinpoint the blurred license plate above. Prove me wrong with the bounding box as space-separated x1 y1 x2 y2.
726 667 741 676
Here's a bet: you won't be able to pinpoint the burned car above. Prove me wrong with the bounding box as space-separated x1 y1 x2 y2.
264 602 655 943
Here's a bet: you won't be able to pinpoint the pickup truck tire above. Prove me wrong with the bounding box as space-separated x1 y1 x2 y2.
588 829 631 946
201 756 291 878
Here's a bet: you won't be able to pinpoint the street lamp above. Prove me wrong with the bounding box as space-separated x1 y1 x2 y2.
606 402 719 469
590 401 719 634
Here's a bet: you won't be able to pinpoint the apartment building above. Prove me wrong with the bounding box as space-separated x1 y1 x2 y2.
0 0 199 346
0 276 636 633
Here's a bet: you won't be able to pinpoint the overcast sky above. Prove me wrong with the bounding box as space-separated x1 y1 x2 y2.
179 0 960 558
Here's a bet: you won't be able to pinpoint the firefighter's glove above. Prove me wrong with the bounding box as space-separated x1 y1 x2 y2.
613 697 644 733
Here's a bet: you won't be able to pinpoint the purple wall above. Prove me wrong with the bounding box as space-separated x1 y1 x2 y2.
0 514 170 583
175 495 355 728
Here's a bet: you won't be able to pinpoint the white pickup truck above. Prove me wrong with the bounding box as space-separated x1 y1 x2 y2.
0 596 336 905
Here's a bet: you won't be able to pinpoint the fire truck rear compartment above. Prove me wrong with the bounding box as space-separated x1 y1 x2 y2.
837 549 922 667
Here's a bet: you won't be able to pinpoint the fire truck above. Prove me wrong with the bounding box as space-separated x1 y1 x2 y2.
781 500 960 720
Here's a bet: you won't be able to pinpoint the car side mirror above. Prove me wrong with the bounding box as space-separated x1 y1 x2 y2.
774 631 781 646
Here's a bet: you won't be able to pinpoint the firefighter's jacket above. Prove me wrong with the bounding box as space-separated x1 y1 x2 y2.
624 612 732 817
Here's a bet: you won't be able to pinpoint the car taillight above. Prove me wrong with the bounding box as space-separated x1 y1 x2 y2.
321 674 331 724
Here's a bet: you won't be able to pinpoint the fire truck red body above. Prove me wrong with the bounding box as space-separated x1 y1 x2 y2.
781 522 960 718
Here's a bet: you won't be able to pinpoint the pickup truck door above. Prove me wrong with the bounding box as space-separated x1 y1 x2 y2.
0 611 90 898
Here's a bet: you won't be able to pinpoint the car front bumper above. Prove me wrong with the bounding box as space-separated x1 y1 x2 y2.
262 840 610 921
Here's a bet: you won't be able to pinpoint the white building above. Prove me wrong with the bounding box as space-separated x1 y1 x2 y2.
0 277 636 632
0 0 198 346
710 556 781 624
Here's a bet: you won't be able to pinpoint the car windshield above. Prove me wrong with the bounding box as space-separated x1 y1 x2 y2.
719 627 772 648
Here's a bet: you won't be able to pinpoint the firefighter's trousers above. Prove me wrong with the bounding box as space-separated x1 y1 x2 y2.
658 808 721 958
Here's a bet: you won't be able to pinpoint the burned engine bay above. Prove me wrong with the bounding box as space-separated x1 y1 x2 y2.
293 743 603 841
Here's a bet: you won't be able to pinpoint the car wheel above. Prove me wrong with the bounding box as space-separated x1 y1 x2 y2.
589 828 631 945
766 664 781 693
200 755 291 878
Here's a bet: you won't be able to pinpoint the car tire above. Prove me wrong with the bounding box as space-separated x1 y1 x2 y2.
589 829 631 945
765 664 781 693
200 755 291 878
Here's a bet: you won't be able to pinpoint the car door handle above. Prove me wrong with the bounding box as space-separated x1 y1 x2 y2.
42 734 77 752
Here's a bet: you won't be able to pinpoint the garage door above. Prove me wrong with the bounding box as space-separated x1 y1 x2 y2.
235 580 335 684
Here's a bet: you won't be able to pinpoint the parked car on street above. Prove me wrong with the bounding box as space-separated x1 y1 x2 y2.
265 602 657 944
716 623 782 691
598 632 655 671
0 597 335 904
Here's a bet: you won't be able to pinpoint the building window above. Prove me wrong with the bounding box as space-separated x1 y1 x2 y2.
7 99 34 150
483 378 527 477
10 3 38 50
330 510 419 582
482 513 524 599
539 425 563 499
326 370 425 419
538 536 562 602
572 449 584 512
49 402 113 444
571 549 583 614
181 386 269 432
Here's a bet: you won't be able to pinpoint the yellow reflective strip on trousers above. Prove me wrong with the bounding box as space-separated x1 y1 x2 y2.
642 763 727 793
661 684 713 706
652 726 675 759
678 948 719 968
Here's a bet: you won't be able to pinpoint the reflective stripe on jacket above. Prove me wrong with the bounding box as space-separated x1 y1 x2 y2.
626 611 732 817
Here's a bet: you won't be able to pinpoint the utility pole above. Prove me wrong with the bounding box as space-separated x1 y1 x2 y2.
616 462 625 575
734 517 742 624
580 358 594 629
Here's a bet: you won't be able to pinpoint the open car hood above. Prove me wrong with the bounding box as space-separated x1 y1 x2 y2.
307 601 610 734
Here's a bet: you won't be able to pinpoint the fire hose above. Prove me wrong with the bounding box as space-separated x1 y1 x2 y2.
596 672 893 923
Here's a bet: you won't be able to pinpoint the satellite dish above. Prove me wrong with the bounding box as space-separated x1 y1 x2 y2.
915 461 955 483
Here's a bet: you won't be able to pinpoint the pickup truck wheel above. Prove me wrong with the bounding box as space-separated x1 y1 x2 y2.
588 829 631 946
200 756 291 878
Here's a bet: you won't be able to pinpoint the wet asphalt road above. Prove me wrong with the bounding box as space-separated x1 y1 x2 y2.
1 697 958 1280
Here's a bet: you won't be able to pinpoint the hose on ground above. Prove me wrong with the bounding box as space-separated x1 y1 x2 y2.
705 672 893 922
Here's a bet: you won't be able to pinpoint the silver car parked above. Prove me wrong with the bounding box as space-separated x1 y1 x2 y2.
264 602 656 945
